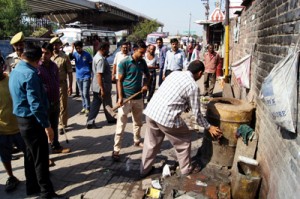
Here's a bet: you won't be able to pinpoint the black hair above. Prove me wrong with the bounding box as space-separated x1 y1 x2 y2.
42 42 53 52
170 38 179 44
74 41 83 48
98 42 110 50
156 37 163 43
134 40 147 49
188 60 205 74
23 43 42 62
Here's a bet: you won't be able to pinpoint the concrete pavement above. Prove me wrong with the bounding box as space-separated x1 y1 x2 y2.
0 73 229 199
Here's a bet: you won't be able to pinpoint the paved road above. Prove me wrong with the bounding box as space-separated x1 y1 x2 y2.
0 73 228 199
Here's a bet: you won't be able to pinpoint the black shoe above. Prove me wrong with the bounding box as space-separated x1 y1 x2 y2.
41 192 64 199
139 166 155 179
107 120 117 124
59 129 64 135
11 155 20 160
5 176 20 192
86 123 102 129
72 94 80 98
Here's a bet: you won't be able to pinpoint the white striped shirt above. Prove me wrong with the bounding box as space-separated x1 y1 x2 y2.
144 71 210 129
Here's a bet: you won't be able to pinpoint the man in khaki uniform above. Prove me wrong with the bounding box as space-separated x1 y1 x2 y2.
5 32 25 73
50 37 73 134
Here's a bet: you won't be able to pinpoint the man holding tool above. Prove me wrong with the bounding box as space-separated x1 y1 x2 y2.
140 60 222 178
112 40 150 161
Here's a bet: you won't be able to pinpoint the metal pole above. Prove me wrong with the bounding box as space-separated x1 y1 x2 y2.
224 0 230 78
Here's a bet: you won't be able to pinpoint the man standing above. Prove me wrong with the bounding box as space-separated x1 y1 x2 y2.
155 37 167 86
87 42 116 129
144 44 159 102
50 37 73 135
70 41 93 116
203 44 220 97
163 38 186 79
140 60 222 177
5 32 25 73
0 62 26 192
39 42 70 154
112 40 150 161
9 44 60 198
112 42 129 102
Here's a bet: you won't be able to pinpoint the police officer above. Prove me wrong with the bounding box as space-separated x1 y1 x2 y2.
50 37 73 137
5 32 25 73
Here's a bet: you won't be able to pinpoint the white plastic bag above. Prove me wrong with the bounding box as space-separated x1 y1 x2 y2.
231 54 251 88
260 49 299 133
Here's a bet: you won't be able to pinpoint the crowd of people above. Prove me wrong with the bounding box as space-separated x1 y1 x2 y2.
0 32 222 198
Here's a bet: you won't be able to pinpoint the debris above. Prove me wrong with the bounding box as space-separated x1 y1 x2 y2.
152 179 162 190
146 187 162 199
162 164 171 177
196 180 207 187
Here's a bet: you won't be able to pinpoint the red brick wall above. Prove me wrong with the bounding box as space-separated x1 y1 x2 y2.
228 0 300 198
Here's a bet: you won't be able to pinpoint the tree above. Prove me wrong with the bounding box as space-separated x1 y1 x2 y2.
0 0 31 38
127 19 160 42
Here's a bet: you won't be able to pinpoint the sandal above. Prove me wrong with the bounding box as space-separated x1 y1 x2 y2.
112 151 120 162
134 141 144 148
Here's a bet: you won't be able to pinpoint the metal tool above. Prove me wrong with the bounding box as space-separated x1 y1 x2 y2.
105 91 143 118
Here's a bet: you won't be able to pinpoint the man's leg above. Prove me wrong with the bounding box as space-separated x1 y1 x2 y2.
113 101 131 153
102 88 117 123
158 68 164 86
147 71 156 102
156 123 192 175
140 117 165 176
59 83 68 131
87 92 102 125
17 117 54 196
208 73 216 96
77 79 85 110
203 72 209 96
82 79 91 111
49 104 60 150
131 99 144 144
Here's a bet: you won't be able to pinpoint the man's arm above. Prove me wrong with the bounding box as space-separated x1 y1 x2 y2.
65 56 73 95
97 73 104 97
112 64 117 82
117 74 124 106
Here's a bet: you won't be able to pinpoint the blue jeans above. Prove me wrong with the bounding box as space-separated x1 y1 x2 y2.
77 78 91 110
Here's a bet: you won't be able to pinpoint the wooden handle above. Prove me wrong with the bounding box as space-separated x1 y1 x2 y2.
112 91 142 111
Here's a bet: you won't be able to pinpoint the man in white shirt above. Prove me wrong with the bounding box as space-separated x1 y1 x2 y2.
112 42 129 102
140 60 222 177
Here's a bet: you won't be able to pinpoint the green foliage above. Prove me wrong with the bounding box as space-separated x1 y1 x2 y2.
0 0 31 38
31 27 49 37
127 19 160 42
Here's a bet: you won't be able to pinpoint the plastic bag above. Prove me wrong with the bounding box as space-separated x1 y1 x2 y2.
260 49 299 133
231 54 251 88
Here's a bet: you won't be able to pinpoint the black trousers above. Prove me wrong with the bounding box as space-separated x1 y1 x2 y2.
147 70 157 102
17 116 54 197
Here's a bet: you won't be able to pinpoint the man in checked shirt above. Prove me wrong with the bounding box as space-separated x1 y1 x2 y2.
140 60 222 177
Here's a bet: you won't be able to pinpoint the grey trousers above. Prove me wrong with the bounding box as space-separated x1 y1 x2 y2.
140 116 192 175
203 72 216 95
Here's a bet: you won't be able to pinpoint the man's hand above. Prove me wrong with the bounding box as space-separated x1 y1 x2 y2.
99 88 105 98
141 85 148 93
112 75 116 82
45 127 54 144
162 75 166 80
117 97 123 107
208 126 222 139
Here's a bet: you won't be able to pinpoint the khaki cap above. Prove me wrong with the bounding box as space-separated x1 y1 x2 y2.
50 37 61 44
10 32 25 45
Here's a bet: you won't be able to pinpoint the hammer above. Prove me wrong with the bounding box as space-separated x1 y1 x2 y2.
105 91 143 118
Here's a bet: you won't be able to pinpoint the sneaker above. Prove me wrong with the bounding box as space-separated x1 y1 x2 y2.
79 109 86 115
5 176 20 192
85 109 89 116
52 147 71 154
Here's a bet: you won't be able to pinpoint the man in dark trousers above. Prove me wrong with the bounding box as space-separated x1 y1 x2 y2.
9 44 61 198
86 42 116 129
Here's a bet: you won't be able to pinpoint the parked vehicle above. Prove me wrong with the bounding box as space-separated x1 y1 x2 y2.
146 32 169 46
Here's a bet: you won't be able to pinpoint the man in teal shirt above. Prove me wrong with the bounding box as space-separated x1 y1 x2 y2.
112 40 150 161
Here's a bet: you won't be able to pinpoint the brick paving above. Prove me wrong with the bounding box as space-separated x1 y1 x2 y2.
0 74 230 199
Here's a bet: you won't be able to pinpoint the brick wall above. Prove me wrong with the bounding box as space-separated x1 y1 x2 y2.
228 0 300 198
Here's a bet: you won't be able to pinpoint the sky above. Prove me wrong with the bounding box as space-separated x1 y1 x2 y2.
90 0 224 36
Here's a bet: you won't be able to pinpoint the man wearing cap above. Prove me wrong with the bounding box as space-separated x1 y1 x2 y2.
5 32 25 73
50 37 73 135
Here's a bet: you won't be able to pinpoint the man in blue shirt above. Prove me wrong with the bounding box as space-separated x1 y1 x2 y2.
163 38 187 79
70 41 93 116
9 44 61 198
